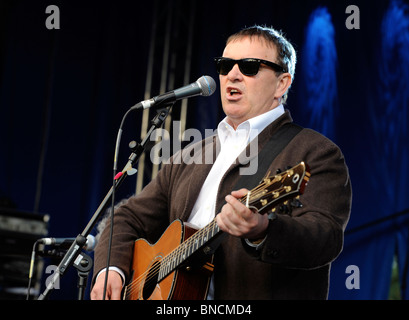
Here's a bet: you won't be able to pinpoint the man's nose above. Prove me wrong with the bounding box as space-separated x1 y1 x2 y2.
227 63 244 80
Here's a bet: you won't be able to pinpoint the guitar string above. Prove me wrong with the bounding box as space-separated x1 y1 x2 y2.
123 181 284 299
124 176 288 299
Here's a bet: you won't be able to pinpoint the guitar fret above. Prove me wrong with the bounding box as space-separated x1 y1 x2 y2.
169 257 173 272
171 255 176 270
181 243 187 261
212 220 219 235
159 262 164 280
164 258 170 277
158 218 222 281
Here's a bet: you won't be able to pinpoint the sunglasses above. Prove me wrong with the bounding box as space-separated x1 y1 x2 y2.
214 57 286 76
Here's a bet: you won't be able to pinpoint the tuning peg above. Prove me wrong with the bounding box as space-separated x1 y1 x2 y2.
290 199 303 208
279 204 290 214
276 168 282 174
268 209 277 220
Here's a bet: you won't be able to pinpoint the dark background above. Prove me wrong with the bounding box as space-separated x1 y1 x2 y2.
1 0 408 300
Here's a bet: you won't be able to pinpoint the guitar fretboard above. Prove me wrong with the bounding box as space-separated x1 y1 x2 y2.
158 218 220 281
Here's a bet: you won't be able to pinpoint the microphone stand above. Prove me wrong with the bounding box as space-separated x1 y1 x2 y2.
37 103 174 300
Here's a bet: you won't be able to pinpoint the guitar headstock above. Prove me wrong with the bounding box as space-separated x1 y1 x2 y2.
245 161 310 214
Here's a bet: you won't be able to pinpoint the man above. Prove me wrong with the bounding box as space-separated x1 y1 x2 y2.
91 25 352 300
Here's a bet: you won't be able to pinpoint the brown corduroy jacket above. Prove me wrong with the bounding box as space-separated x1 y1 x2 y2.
93 110 352 300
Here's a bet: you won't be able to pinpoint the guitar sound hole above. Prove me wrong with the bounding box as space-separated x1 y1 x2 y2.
143 260 160 299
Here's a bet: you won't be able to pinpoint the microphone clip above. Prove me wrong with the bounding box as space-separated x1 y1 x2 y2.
151 104 174 128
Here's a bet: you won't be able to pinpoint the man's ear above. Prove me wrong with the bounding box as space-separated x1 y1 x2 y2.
275 73 292 99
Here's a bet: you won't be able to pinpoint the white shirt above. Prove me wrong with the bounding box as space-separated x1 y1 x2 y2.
188 105 285 298
188 104 285 228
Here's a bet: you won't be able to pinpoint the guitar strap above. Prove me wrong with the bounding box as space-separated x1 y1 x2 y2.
233 122 303 191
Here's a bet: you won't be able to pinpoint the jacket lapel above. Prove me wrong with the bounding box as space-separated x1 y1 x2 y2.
178 134 220 221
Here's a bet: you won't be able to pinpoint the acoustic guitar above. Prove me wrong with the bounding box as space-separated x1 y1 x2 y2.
123 161 310 300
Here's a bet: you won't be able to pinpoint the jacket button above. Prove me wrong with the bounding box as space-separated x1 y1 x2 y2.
269 249 279 258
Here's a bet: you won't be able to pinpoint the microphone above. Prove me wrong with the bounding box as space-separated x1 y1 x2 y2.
135 75 216 109
38 234 97 251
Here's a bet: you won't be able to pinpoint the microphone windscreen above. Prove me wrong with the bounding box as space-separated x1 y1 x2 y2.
198 76 217 96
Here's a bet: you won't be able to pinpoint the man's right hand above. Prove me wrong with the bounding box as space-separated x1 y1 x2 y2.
91 270 123 300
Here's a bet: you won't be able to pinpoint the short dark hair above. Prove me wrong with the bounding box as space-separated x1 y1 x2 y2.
226 25 296 103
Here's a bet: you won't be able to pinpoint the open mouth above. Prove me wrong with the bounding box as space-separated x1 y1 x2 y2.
227 87 242 97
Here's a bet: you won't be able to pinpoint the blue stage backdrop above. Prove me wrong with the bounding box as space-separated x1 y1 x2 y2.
0 0 408 300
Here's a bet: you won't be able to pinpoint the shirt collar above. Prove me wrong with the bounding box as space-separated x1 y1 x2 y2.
217 104 285 145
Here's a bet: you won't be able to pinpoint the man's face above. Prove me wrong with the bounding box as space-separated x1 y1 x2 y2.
219 37 289 129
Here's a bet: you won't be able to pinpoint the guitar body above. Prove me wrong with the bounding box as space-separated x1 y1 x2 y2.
124 219 213 300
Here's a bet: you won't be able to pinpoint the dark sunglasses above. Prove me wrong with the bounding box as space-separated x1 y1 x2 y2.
214 57 286 76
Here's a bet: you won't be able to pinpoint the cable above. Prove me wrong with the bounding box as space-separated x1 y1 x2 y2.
26 240 40 300
102 106 137 300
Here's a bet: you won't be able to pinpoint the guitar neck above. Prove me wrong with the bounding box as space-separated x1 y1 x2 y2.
158 218 221 282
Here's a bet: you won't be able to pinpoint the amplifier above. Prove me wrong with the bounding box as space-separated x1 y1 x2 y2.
0 208 49 300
